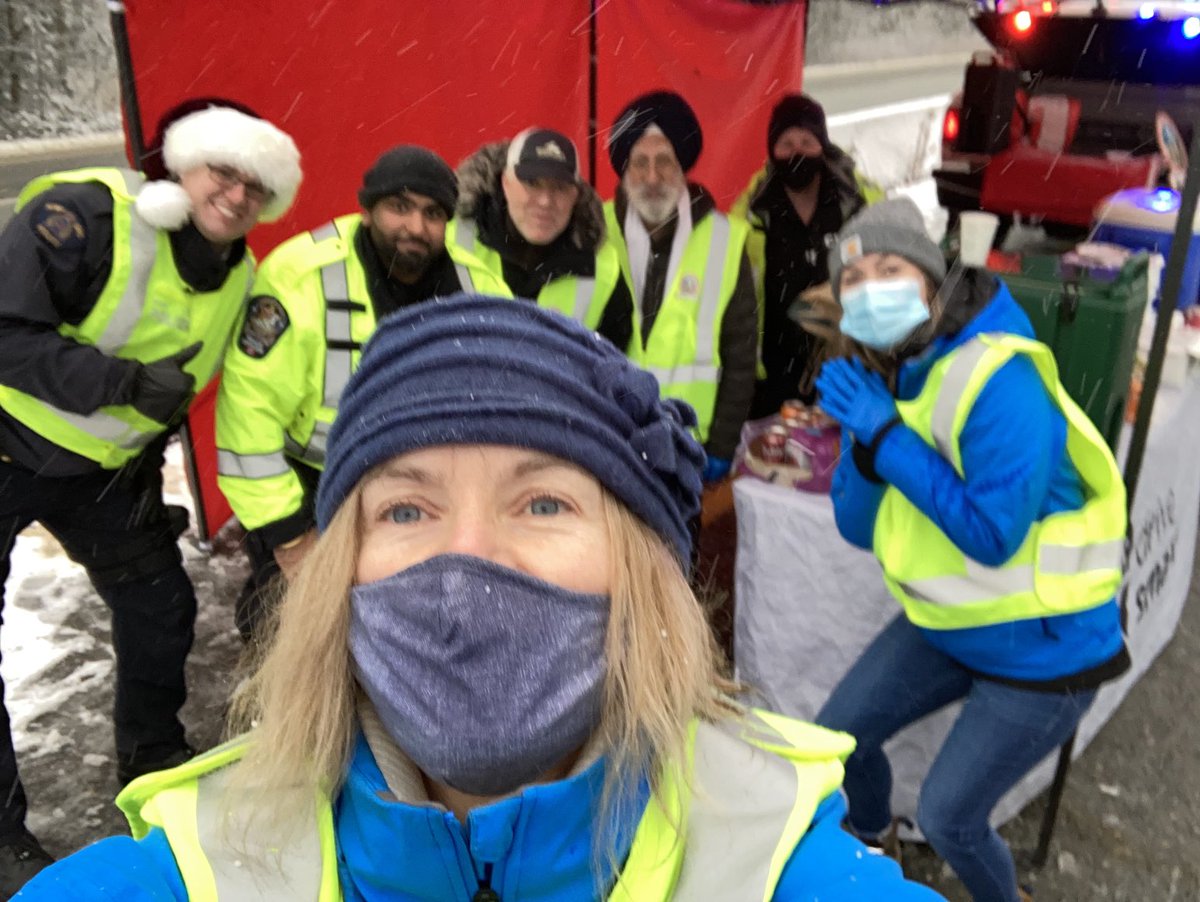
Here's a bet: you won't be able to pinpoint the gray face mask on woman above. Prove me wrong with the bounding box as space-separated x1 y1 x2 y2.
349 553 609 797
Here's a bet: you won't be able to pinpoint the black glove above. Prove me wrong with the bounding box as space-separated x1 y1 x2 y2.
129 342 202 423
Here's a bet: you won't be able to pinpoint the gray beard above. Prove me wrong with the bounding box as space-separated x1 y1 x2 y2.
627 187 681 228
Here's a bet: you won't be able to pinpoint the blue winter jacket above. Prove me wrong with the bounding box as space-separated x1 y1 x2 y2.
19 733 944 900
830 282 1125 681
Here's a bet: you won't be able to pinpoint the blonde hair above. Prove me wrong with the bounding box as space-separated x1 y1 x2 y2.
226 481 738 845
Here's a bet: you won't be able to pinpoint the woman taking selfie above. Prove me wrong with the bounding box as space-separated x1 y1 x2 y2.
20 294 940 900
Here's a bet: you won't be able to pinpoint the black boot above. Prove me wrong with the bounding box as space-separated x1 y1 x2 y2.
0 830 54 899
116 742 196 787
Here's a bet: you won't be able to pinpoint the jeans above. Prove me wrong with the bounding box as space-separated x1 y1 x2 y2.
0 457 194 836
816 614 1095 902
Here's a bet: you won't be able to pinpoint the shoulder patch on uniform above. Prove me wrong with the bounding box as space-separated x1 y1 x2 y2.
32 202 86 251
238 296 290 358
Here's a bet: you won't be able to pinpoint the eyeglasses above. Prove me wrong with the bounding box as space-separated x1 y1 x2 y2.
207 164 273 204
626 154 681 179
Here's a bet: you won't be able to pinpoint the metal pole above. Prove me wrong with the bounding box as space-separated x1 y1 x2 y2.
1124 126 1200 505
106 0 146 164
108 2 211 538
1032 124 1200 868
587 0 598 188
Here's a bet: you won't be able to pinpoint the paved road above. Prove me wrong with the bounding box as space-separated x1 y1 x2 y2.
806 56 966 116
0 136 126 227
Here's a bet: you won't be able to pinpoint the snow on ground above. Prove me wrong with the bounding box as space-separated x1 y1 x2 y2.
4 441 248 852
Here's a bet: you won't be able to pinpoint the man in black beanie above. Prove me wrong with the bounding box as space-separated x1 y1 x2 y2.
215 144 463 641
603 90 758 486
732 93 882 418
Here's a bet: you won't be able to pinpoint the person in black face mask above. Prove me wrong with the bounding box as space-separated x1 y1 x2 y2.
733 94 883 418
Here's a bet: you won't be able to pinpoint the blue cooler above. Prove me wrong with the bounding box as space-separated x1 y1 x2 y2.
1093 188 1200 309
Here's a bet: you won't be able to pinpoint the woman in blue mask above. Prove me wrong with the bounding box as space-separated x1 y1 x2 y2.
19 294 941 901
813 199 1128 902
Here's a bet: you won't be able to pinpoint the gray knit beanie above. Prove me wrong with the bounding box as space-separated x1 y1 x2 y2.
828 197 947 299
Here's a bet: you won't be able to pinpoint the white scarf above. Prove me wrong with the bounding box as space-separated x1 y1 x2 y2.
624 188 692 314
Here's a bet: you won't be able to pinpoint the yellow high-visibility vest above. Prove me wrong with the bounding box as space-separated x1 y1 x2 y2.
445 218 619 331
603 203 749 443
117 709 855 901
874 332 1126 630
215 214 378 531
0 167 252 468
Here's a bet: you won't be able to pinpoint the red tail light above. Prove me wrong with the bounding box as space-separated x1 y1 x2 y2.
1013 10 1034 32
944 108 961 144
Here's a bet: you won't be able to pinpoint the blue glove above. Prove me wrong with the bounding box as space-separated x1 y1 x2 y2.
702 455 732 484
815 357 899 445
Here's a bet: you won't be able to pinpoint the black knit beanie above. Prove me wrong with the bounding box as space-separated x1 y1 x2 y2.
358 146 458 217
767 94 830 156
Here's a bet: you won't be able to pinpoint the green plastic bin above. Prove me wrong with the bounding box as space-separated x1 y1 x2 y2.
996 252 1151 449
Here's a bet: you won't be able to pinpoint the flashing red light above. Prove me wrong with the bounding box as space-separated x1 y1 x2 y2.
1013 10 1034 32
943 109 961 143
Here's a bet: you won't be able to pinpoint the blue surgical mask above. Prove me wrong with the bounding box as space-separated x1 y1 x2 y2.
839 278 930 350
349 553 608 797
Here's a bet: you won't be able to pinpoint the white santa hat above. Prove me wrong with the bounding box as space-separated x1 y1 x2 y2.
135 105 302 230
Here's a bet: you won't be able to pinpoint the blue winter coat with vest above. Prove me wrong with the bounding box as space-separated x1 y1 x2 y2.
831 281 1125 682
18 733 944 901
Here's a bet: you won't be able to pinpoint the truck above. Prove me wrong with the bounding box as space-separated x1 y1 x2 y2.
935 0 1200 238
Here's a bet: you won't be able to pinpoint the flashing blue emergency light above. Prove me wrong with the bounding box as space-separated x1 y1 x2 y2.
1138 3 1155 19
1185 16 1200 39
1141 188 1182 214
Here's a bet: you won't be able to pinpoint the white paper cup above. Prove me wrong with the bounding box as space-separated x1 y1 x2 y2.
958 211 1001 267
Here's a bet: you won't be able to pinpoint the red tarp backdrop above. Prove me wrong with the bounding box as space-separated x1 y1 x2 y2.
595 0 806 205
121 0 804 537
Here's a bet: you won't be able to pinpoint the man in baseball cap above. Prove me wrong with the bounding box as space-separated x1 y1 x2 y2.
0 98 300 887
447 127 633 351
216 144 463 642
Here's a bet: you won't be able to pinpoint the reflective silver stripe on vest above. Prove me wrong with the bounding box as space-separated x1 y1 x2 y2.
42 402 152 450
321 260 354 409
1040 538 1124 576
694 215 732 366
454 262 476 291
195 767 323 900
97 173 159 353
899 563 1035 606
453 221 480 290
928 336 994 461
310 221 339 243
285 419 331 468
898 541 1123 608
573 278 597 322
216 449 290 480
671 715 800 900
645 364 720 385
456 218 478 252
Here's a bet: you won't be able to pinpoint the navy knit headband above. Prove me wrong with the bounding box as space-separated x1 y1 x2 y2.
316 293 705 563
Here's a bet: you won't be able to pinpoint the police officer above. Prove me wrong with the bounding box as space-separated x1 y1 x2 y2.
215 145 460 641
448 127 633 349
604 91 758 484
0 100 300 891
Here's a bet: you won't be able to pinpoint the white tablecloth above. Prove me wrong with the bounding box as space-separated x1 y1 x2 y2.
734 373 1200 829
